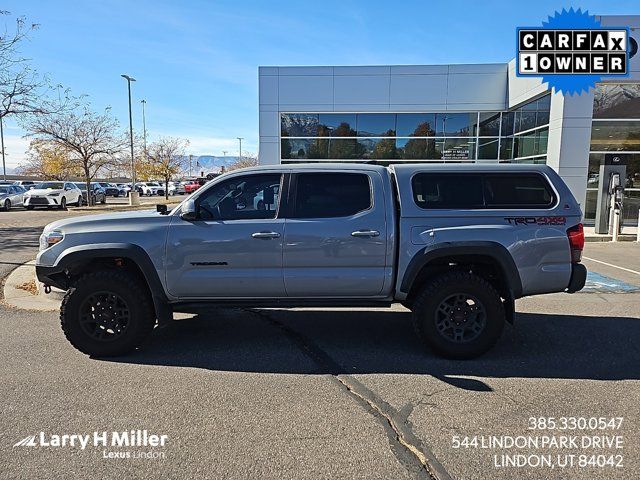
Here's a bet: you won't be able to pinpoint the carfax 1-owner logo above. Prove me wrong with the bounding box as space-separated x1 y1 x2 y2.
516 8 631 94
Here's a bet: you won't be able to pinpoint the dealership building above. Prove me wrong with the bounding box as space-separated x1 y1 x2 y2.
258 15 640 226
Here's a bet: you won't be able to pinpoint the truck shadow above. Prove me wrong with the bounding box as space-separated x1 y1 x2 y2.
108 308 640 389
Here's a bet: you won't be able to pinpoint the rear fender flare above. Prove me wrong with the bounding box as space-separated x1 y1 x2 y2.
400 241 523 300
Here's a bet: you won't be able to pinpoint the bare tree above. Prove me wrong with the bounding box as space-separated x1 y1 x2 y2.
227 153 258 171
0 12 73 180
144 137 189 199
26 103 126 204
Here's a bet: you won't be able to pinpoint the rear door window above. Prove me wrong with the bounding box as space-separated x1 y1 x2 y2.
292 173 371 218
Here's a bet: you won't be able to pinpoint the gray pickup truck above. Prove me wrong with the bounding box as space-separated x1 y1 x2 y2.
37 163 586 359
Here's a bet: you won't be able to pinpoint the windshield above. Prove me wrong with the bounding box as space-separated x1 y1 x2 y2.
35 182 64 189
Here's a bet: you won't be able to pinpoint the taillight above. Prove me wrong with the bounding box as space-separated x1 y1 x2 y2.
567 223 584 263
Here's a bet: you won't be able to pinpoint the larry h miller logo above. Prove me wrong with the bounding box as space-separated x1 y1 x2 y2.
516 8 636 95
13 430 169 459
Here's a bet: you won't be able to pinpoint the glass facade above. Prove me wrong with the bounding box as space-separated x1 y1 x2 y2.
281 94 551 164
586 83 640 224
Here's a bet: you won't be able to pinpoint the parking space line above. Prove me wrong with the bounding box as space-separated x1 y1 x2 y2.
583 256 640 276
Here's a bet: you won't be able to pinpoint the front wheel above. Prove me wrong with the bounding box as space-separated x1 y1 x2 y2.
100 195 106 204
411 271 505 359
3 199 10 211
60 271 156 356
59 197 67 210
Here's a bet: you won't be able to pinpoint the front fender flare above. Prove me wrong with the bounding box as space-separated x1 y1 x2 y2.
37 243 172 326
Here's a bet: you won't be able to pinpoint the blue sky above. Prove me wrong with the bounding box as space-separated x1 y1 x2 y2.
2 0 638 168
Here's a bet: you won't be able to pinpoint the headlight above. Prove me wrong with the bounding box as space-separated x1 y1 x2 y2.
47 192 60 197
40 231 64 250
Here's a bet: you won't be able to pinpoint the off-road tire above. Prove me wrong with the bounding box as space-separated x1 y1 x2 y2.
411 271 505 359
60 270 155 356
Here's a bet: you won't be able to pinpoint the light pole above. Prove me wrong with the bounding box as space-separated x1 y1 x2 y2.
121 74 139 205
237 137 243 162
189 154 193 178
0 116 6 181
140 99 147 154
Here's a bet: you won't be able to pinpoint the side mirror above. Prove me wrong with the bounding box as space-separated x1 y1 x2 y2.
156 204 168 215
180 199 197 221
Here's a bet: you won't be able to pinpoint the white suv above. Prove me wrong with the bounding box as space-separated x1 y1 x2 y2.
135 182 159 196
24 181 82 210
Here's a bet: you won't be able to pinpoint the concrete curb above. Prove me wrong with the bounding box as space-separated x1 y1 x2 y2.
2 261 61 311
585 235 637 243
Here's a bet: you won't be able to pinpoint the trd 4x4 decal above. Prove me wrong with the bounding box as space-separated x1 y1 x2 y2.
505 216 567 226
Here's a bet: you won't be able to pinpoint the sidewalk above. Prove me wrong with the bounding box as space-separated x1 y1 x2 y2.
1 261 61 311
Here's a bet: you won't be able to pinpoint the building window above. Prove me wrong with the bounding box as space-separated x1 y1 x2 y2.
356 113 396 137
280 97 551 163
590 121 640 152
587 83 640 224
318 114 356 136
281 114 319 137
476 112 501 136
593 84 640 119
396 113 436 136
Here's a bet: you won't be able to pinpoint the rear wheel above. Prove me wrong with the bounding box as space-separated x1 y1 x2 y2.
411 271 505 359
60 270 155 356
100 195 106 204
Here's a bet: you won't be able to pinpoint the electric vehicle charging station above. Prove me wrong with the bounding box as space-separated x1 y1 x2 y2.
594 154 626 235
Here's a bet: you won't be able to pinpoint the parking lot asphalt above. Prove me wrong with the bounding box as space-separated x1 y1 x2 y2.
0 207 638 479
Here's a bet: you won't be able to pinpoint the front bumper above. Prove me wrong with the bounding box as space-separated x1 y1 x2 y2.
24 196 59 207
566 263 587 293
36 264 68 290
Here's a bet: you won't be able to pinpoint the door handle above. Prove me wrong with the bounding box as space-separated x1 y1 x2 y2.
251 231 281 239
351 230 380 238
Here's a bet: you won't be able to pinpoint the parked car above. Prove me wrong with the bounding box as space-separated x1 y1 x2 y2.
98 182 121 197
0 185 26 210
149 182 165 196
13 180 38 188
165 181 184 195
253 183 279 211
116 183 131 197
183 180 200 194
173 182 186 195
75 182 107 205
24 181 82 210
37 163 587 359
135 182 163 196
